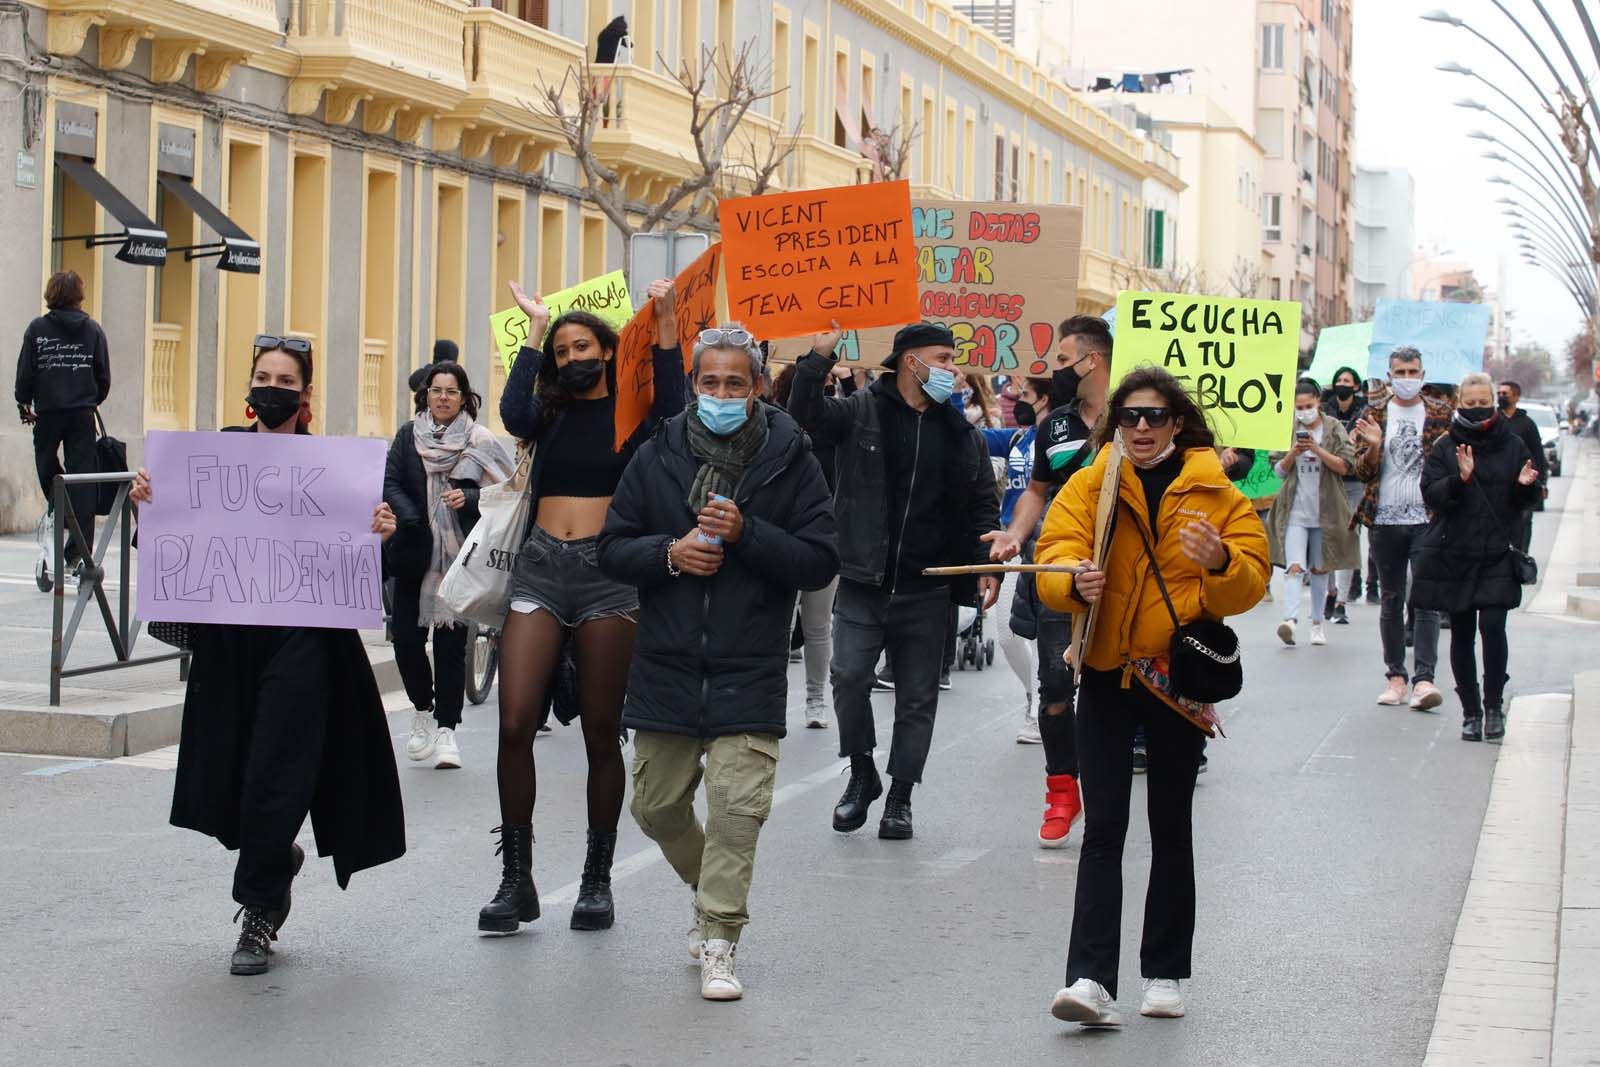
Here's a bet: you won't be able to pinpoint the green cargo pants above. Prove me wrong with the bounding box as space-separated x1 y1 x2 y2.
629 731 780 944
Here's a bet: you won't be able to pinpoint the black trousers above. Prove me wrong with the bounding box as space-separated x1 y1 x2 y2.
33 409 96 561
232 629 331 911
832 581 947 783
1035 615 1077 777
1065 667 1205 998
1370 523 1440 683
390 574 469 728
1449 609 1510 708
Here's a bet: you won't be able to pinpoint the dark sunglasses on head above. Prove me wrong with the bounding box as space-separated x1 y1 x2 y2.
253 334 313 355
1114 406 1174 429
699 327 754 348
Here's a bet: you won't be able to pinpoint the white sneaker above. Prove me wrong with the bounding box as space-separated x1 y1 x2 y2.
700 939 743 1000
405 710 437 762
1050 978 1121 1027
433 727 461 769
1140 978 1185 1018
1310 622 1327 646
1017 710 1042 745
1276 620 1296 646
805 697 829 729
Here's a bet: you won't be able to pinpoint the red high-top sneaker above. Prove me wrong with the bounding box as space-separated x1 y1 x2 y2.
1039 773 1082 849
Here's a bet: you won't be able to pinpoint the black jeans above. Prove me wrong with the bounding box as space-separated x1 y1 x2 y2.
33 409 97 561
391 574 469 728
233 629 331 911
1370 523 1440 683
832 580 947 783
1065 667 1205 998
1449 609 1510 707
1035 615 1077 777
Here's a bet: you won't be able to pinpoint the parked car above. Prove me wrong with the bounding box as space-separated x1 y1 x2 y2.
1522 401 1562 477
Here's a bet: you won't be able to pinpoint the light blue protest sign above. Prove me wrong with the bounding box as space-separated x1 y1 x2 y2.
1367 299 1489 383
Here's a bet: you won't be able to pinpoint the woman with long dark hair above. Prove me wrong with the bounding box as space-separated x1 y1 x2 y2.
130 337 404 976
1412 372 1542 743
1035 366 1268 1027
479 278 685 935
385 362 514 770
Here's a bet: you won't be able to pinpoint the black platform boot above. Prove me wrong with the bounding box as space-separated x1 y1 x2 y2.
879 779 915 840
230 906 276 976
832 754 883 832
570 829 618 931
1458 685 1483 743
478 825 539 935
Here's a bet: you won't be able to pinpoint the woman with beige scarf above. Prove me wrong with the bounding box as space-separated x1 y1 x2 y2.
384 361 514 770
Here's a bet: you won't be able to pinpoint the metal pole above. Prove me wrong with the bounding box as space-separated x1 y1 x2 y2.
1461 80 1594 222
1488 151 1590 243
1461 20 1600 170
1474 111 1590 214
1493 174 1591 261
1511 213 1593 276
49 477 64 707
1499 0 1600 165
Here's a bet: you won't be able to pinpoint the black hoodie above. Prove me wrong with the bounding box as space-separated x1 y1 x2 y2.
15 307 111 413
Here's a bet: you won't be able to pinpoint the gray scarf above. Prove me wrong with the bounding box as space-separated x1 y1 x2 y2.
685 405 769 512
413 409 515 626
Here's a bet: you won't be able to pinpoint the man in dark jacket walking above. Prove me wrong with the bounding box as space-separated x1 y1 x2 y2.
788 322 1000 842
599 325 837 1001
15 271 110 565
1495 380 1548 550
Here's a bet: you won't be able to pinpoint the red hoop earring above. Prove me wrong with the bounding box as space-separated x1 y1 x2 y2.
245 403 257 422
298 402 313 427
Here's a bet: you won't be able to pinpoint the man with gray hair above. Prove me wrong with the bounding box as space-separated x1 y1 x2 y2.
599 324 838 1001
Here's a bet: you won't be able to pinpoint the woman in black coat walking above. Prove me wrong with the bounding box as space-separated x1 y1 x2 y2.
1411 372 1542 743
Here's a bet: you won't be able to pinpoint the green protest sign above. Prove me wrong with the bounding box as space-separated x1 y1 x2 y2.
1306 321 1373 390
1110 291 1302 451
1232 449 1283 504
491 270 635 372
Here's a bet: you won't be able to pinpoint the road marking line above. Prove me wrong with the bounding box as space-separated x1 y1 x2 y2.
25 759 104 777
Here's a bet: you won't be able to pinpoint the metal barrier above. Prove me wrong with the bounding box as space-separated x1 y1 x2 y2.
49 471 188 706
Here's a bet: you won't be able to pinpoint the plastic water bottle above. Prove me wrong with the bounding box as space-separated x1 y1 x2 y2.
697 493 729 545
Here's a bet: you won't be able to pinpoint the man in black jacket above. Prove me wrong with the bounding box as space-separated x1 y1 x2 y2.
599 327 837 1001
1496 380 1548 550
15 270 110 566
788 322 1000 842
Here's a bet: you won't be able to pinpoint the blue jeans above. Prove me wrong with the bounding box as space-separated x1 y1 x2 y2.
1282 525 1327 623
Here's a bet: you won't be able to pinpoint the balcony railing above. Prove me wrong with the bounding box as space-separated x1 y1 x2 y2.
358 337 387 438
290 0 470 125
456 7 581 164
587 64 698 183
789 137 868 192
149 322 182 426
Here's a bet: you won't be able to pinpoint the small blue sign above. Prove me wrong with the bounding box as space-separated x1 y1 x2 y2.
1367 299 1490 383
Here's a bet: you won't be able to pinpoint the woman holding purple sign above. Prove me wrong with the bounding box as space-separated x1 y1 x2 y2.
130 336 405 978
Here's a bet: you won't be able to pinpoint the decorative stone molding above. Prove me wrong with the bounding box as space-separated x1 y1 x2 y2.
433 119 470 154
287 79 332 116
48 13 105 58
151 40 205 85
96 26 151 72
394 108 430 145
362 99 403 136
325 87 372 127
516 143 549 174
460 125 496 160
491 134 529 169
194 53 243 95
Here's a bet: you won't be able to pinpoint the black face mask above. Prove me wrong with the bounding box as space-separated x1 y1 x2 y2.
1014 400 1037 426
1333 385 1356 401
1456 406 1496 426
1050 364 1082 407
1497 394 1513 411
249 386 302 430
558 359 604 394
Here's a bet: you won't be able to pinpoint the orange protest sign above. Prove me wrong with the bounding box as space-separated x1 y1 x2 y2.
718 180 919 338
611 242 724 450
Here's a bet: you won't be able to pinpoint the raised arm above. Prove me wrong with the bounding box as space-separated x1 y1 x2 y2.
499 281 551 440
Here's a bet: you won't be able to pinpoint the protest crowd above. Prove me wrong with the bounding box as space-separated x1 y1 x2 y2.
67 174 1549 1029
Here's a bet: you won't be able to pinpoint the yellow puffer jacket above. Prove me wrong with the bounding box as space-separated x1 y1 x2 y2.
1035 445 1269 673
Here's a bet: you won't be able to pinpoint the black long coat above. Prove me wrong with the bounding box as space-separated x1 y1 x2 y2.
1411 418 1543 614
598 405 839 739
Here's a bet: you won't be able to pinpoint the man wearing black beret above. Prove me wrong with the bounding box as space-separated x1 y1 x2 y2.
787 321 1000 840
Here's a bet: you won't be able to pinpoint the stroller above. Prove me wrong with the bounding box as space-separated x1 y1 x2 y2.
953 602 995 672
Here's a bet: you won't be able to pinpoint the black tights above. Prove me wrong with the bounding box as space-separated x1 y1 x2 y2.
495 609 634 831
1448 608 1509 707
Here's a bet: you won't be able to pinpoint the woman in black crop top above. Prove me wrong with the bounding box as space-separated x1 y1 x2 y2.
479 278 686 937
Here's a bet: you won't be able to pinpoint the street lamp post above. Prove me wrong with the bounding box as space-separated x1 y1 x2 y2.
1464 122 1588 225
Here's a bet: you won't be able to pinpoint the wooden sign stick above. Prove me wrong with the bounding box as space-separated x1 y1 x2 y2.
922 564 1088 576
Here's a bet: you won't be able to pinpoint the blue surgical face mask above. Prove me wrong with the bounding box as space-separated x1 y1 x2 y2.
912 357 957 404
697 393 751 435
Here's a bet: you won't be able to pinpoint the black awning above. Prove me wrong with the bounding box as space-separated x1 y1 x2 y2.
157 173 261 274
53 156 168 267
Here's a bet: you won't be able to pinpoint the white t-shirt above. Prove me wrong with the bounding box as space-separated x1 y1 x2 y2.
1375 402 1428 526
1288 422 1324 528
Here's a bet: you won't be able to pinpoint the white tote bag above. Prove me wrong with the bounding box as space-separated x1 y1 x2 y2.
439 446 532 630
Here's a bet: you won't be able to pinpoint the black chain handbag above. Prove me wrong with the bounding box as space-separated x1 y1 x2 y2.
1469 475 1538 586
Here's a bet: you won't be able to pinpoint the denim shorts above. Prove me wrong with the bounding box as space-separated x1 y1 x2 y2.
508 525 638 627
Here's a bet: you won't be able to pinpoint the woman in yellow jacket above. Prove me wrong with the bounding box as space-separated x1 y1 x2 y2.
1036 366 1269 1028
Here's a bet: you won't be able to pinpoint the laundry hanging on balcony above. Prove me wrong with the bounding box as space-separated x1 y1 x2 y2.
52 157 168 267
156 174 261 274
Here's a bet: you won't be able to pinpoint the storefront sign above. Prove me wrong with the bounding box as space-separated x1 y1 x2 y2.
54 103 98 159
156 124 196 179
116 227 169 267
15 151 36 189
219 237 261 274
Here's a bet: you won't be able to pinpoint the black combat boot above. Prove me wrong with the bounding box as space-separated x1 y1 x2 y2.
879 779 915 840
478 825 539 934
265 842 306 935
230 906 276 976
1458 685 1483 743
570 829 618 931
832 754 883 832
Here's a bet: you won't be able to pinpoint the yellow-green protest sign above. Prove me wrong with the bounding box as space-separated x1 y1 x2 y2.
1109 291 1302 451
492 269 635 372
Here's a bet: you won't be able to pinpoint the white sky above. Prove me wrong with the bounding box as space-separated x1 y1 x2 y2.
1353 0 1595 364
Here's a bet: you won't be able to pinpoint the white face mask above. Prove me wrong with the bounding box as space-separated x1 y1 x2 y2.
1294 407 1318 426
1389 378 1424 401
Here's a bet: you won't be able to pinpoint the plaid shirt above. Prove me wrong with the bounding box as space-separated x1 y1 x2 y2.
1351 395 1455 527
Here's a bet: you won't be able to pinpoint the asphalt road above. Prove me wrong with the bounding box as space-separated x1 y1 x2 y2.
0 466 1589 1067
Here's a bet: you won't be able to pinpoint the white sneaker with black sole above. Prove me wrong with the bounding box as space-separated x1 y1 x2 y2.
1140 978 1185 1018
1276 620 1296 646
1051 978 1121 1027
805 697 829 729
433 727 461 769
405 710 437 762
700 939 743 1000
1017 708 1042 745
1310 621 1327 646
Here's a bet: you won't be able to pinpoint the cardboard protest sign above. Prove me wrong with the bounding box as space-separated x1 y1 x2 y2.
1306 321 1373 389
1232 448 1284 506
718 180 918 337
137 431 387 630
1110 291 1302 452
827 201 1083 375
490 269 635 372
1367 299 1489 383
611 242 725 450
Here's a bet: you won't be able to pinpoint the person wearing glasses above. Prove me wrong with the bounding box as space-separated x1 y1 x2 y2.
787 321 1000 842
130 336 405 977
599 323 838 1000
480 278 684 937
384 361 514 770
1035 367 1268 1027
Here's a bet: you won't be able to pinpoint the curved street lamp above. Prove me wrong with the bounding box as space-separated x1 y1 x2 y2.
1496 193 1592 264
1444 77 1592 208
1507 211 1592 272
1482 150 1591 244
1487 173 1592 259
1463 120 1587 215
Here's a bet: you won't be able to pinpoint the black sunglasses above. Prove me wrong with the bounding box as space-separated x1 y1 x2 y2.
253 334 313 355
1114 406 1174 429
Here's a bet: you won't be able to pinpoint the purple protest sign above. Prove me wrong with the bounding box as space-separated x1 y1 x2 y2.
137 430 388 630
